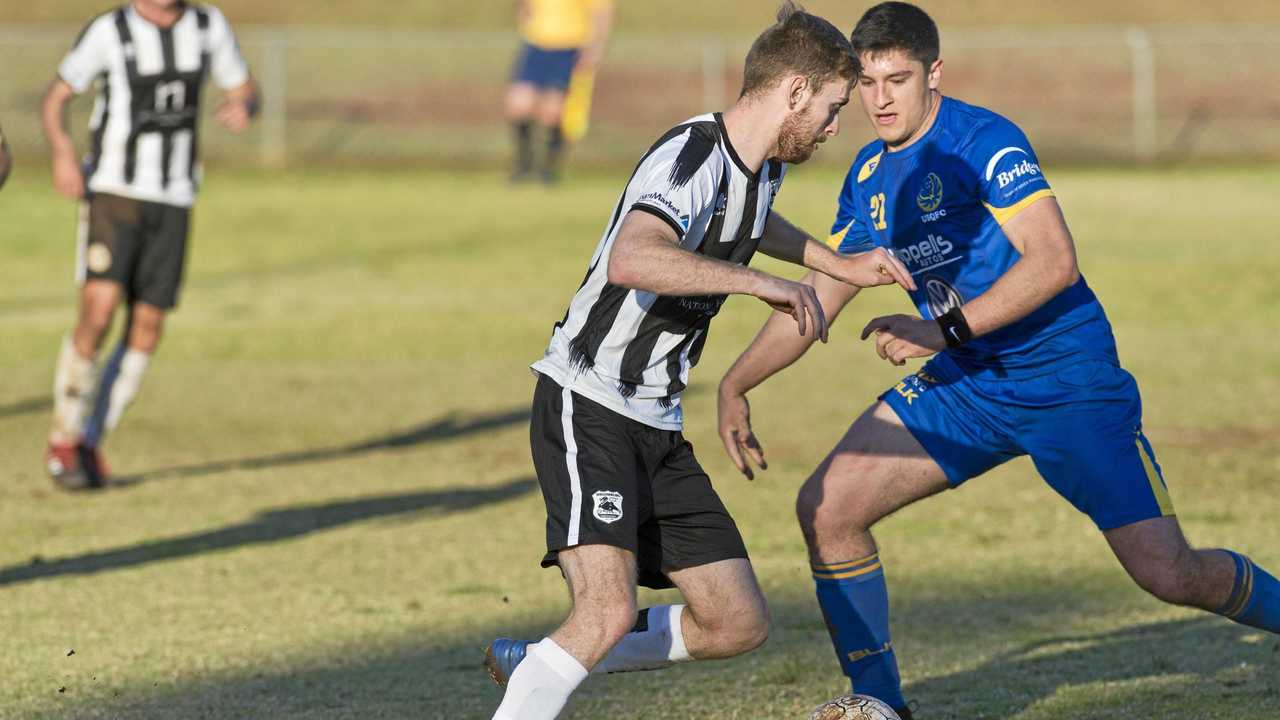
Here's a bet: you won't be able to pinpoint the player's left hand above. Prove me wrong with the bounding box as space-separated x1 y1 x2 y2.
860 314 946 366
215 98 252 133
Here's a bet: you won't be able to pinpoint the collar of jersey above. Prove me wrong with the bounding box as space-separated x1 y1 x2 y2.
713 112 759 179
877 95 950 163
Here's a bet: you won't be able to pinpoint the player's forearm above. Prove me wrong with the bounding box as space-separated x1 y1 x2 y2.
961 251 1077 337
721 271 858 394
608 229 769 298
40 83 76 161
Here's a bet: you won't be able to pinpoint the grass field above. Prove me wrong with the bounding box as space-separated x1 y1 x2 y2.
1 162 1279 719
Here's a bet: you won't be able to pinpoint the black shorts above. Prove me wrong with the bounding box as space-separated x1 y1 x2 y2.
530 373 749 589
78 192 190 309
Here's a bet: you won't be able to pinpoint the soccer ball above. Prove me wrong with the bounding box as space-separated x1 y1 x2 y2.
808 694 901 720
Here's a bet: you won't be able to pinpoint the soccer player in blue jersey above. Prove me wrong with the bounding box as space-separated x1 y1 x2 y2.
717 3 1280 714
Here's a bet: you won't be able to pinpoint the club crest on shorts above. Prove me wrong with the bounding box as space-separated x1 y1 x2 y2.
87 243 113 273
591 490 624 523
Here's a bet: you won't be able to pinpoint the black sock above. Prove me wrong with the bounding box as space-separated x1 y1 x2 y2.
513 121 533 175
544 125 565 179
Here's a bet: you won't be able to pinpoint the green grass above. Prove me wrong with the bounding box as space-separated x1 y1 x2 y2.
0 163 1278 719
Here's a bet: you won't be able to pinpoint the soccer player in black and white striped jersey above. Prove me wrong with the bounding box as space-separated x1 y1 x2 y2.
485 4 915 718
40 0 258 489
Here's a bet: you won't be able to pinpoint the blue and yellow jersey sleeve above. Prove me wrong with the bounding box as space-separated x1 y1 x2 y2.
829 149 880 255
961 118 1054 226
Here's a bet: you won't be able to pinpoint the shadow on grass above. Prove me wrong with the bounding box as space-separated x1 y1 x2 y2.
0 477 535 587
45 589 1280 720
0 395 51 418
111 407 531 487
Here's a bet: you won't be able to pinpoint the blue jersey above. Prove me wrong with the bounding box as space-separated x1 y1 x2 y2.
831 96 1117 379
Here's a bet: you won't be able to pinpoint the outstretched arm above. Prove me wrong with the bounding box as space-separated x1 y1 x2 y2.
861 196 1079 365
717 270 861 478
609 210 830 341
759 212 914 291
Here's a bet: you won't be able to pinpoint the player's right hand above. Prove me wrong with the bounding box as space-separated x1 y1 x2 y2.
754 276 829 343
52 153 84 199
834 247 915 291
718 384 766 480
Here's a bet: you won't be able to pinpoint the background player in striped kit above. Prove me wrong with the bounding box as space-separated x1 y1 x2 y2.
484 4 916 719
40 0 258 489
718 3 1280 713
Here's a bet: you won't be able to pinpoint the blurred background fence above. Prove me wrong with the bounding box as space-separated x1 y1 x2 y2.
3 23 1279 169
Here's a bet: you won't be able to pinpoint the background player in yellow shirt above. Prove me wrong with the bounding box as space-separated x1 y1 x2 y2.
506 0 614 184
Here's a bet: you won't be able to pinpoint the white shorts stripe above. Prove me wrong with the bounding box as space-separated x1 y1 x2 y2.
561 387 583 546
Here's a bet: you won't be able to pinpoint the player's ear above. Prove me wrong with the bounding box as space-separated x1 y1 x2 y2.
787 74 810 110
927 59 943 91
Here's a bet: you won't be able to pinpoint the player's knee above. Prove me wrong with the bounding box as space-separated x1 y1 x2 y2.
697 598 770 657
797 482 872 548
570 591 637 641
1130 552 1200 606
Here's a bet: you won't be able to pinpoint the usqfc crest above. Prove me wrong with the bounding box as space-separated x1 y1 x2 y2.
916 172 944 212
592 491 624 524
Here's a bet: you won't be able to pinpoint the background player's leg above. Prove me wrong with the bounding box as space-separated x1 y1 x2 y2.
1106 517 1280 633
493 544 637 720
535 89 568 183
592 557 768 674
505 81 538 181
49 280 119 448
796 400 950 710
82 302 161 449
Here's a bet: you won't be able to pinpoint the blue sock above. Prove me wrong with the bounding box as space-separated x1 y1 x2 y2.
1216 550 1280 634
812 553 905 709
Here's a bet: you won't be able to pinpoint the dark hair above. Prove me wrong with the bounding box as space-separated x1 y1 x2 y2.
740 1 859 98
850 2 940 69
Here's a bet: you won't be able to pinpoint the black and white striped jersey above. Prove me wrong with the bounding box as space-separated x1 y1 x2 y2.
58 4 249 208
532 113 786 430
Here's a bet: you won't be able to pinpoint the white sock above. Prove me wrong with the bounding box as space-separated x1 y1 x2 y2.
492 638 588 720
50 335 96 445
593 604 691 674
83 346 149 447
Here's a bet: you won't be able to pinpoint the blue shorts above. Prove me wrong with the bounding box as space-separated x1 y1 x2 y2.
882 353 1174 531
512 43 580 90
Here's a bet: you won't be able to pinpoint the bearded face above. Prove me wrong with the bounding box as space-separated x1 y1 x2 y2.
775 78 850 164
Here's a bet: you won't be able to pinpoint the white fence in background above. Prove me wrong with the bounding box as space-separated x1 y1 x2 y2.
2 24 1278 166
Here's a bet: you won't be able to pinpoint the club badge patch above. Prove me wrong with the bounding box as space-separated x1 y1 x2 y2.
591 490 623 524
87 243 113 273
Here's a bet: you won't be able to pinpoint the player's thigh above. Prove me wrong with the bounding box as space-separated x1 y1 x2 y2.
131 201 189 312
1021 361 1174 532
79 193 143 297
667 557 767 632
529 374 646 570
798 400 950 533
640 437 749 590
